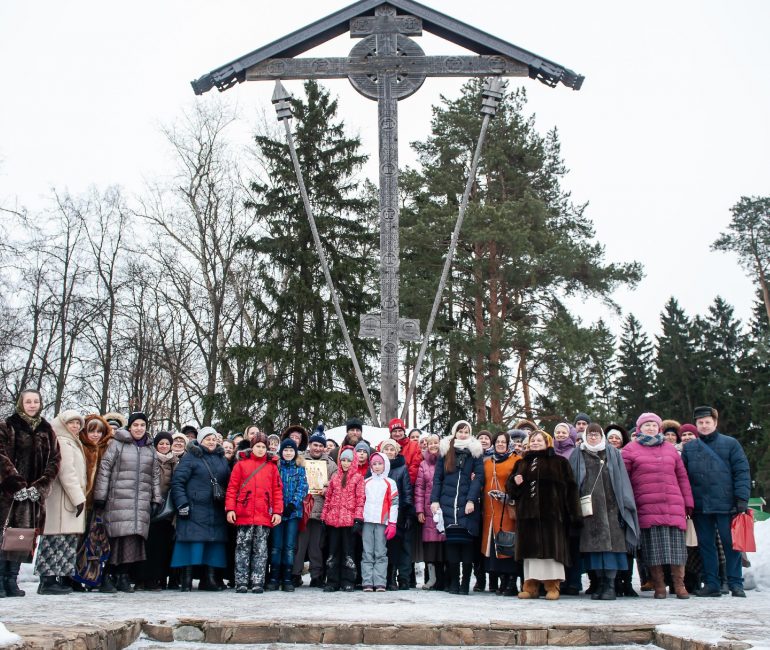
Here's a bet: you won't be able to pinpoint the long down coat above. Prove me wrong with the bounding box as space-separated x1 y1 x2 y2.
93 428 161 539
430 436 485 537
0 412 61 542
506 447 582 566
171 441 231 543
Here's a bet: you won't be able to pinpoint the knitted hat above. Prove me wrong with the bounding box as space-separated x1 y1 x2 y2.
636 412 662 431
280 438 298 454
354 441 371 455
379 438 400 453
346 417 364 432
574 412 591 425
388 418 406 433
450 420 473 437
339 446 355 462
308 431 327 446
370 452 385 466
171 432 188 444
197 426 217 444
605 424 630 447
250 431 268 447
679 423 699 438
693 405 718 421
128 411 148 427
153 431 173 449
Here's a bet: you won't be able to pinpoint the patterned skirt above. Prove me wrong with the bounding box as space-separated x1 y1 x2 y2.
34 534 79 577
640 525 687 566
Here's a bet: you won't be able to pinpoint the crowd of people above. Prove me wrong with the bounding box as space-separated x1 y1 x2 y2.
0 388 752 601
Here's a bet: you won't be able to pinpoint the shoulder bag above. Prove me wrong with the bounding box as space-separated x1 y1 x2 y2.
1 501 36 555
199 454 225 503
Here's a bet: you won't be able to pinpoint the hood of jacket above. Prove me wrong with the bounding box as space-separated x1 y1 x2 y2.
51 412 84 445
439 434 483 458
369 452 391 478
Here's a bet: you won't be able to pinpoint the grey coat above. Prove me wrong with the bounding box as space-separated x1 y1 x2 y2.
570 444 639 555
93 428 161 539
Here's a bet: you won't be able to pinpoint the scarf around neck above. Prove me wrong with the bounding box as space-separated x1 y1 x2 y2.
493 450 512 463
15 390 43 430
583 436 606 452
636 432 664 447
453 436 472 451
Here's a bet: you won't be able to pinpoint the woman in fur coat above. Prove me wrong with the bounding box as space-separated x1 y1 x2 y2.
569 424 639 600
507 430 581 601
34 410 87 595
0 389 61 598
430 420 484 595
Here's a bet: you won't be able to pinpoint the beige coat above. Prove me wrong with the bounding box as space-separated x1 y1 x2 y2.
43 415 87 535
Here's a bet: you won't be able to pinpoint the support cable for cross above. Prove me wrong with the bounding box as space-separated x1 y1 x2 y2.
272 80 379 424
400 78 504 422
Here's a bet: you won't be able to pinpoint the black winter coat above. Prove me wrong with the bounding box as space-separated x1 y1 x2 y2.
171 442 231 543
388 454 414 528
430 437 484 537
506 447 581 566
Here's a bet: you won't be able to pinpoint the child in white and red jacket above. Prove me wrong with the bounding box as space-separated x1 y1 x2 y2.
361 452 399 592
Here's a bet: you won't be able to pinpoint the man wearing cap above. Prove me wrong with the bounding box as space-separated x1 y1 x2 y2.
292 429 337 588
681 405 751 597
573 413 591 436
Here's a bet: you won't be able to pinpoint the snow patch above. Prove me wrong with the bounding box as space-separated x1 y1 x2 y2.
745 518 770 591
0 623 21 648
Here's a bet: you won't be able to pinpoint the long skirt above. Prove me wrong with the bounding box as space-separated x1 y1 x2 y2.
524 558 564 581
171 541 227 568
640 526 687 566
422 541 445 563
139 520 175 584
582 551 628 571
108 535 146 566
34 534 79 576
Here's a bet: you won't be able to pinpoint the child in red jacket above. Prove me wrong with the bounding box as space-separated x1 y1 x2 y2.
321 446 365 591
225 432 283 593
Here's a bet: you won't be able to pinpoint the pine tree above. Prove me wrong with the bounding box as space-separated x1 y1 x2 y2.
587 319 618 424
234 81 378 431
655 298 701 421
743 293 770 494
616 314 654 428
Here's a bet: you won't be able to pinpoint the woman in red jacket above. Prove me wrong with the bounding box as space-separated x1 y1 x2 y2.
225 432 283 593
321 446 365 592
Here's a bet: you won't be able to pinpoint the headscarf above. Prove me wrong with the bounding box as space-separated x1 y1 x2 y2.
80 414 114 503
582 423 606 452
553 422 577 458
15 389 43 429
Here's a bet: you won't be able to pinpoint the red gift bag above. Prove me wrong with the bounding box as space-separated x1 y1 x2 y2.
298 494 314 533
731 510 756 552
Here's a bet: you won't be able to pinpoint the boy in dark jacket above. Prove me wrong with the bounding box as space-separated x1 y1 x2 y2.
378 439 414 590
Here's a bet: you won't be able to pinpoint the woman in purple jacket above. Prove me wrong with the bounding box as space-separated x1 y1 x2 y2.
622 412 694 599
414 434 445 590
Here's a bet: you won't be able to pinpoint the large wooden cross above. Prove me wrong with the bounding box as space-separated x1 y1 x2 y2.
193 0 582 425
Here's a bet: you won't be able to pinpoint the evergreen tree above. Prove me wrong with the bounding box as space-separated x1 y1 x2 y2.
616 314 654 428
587 319 618 424
401 81 641 430
655 298 701 421
743 293 770 494
234 81 378 431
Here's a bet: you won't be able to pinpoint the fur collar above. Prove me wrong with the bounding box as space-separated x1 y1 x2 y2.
186 440 224 458
439 435 483 458
6 411 52 435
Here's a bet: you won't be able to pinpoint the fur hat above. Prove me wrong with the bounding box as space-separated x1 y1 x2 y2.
604 424 630 446
661 419 681 434
636 412 662 431
103 411 127 429
281 425 309 451
197 426 217 444
153 431 173 449
693 406 718 421
346 417 364 432
181 424 198 438
450 420 473 437
507 428 527 442
514 418 537 432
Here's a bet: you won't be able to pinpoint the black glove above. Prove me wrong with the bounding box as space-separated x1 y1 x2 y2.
402 514 413 531
177 505 190 518
93 500 106 511
151 503 161 518
75 502 85 518
735 499 749 514
353 519 363 535
283 503 296 518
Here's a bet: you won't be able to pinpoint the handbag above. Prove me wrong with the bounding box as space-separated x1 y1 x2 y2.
299 494 314 533
1 502 36 555
151 491 175 523
579 459 605 517
731 510 756 552
493 495 516 556
199 454 225 503
685 518 698 547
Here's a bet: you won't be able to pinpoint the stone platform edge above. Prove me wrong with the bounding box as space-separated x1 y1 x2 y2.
4 619 753 650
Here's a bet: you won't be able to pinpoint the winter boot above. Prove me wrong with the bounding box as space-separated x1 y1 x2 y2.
503 575 518 597
180 566 193 593
495 574 508 596
199 566 224 591
447 562 460 594
409 564 417 588
544 579 561 600
99 572 117 594
386 566 399 591
38 575 72 595
4 563 25 597
648 565 667 599
489 572 498 593
620 571 639 597
518 578 540 599
460 562 472 595
0 576 6 598
473 564 486 592
115 572 134 593
167 569 180 590
671 565 689 599
584 570 599 595
591 576 604 600
434 562 446 590
598 575 616 600
422 563 436 590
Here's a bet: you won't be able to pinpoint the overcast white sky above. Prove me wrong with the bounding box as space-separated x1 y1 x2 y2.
1 0 768 339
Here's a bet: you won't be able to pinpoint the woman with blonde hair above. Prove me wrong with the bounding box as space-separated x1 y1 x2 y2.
506 430 581 600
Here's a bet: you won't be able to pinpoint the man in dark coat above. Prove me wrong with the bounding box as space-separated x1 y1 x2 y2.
0 389 61 597
681 405 751 598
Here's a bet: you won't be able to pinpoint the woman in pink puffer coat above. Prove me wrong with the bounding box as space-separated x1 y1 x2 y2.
622 412 694 600
414 434 446 589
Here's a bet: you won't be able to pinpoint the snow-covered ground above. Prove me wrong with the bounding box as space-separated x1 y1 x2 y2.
2 520 770 648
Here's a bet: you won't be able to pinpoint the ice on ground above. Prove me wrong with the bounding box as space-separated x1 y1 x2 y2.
0 623 22 648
